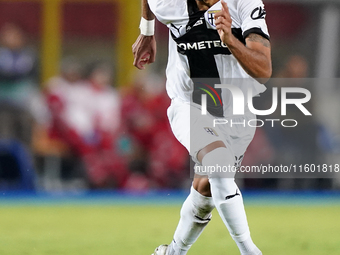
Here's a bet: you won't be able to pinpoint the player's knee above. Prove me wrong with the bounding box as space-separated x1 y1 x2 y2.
201 146 235 179
181 186 215 221
193 177 211 197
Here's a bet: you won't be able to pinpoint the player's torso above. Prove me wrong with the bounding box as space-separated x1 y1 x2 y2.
148 0 267 117
168 0 246 117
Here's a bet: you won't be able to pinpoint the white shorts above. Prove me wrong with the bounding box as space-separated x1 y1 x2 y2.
167 97 256 168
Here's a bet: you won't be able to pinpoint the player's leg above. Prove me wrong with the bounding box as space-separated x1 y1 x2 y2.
164 177 214 255
197 141 262 255
153 177 214 255
153 100 216 255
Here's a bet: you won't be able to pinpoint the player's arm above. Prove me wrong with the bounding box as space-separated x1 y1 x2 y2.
132 0 157 70
215 1 272 83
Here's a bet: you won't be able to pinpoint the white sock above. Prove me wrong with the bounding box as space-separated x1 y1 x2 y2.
203 148 261 255
167 186 215 255
236 237 262 255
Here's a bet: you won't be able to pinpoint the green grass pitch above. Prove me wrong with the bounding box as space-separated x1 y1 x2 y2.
0 204 339 255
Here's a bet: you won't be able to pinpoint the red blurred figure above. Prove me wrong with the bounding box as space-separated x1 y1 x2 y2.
121 74 188 189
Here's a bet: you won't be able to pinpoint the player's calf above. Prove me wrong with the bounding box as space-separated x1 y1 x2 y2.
164 186 215 255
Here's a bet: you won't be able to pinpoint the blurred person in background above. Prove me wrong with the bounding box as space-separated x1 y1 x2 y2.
254 54 323 189
82 61 127 188
46 56 88 155
44 57 89 185
277 55 323 189
46 59 126 188
121 73 188 190
0 23 42 190
268 55 316 168
0 22 42 146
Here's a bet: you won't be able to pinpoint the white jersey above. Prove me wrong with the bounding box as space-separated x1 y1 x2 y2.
148 0 269 117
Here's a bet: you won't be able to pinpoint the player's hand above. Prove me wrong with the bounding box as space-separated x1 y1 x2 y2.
132 34 156 70
214 1 234 46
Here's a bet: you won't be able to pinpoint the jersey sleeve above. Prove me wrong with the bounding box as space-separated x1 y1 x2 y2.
147 0 188 25
237 0 270 40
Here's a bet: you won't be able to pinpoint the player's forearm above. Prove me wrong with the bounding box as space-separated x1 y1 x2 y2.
227 35 272 82
133 0 157 69
141 0 155 20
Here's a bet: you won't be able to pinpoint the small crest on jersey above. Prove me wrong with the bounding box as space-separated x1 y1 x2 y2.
206 10 220 27
204 127 219 137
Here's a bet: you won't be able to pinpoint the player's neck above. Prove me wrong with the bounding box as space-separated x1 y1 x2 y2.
196 0 219 11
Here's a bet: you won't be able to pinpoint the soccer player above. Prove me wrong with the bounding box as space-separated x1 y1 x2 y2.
132 0 272 255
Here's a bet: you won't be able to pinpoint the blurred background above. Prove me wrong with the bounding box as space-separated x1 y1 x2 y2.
0 0 340 194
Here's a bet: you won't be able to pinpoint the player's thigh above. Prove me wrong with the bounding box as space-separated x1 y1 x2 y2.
168 98 229 159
